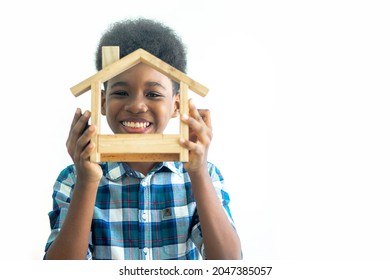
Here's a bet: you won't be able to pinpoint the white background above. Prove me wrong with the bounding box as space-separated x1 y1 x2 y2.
1 0 389 261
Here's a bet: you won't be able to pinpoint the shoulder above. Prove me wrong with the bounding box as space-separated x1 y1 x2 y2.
55 162 112 186
169 161 224 183
206 162 224 182
55 164 77 186
165 161 222 175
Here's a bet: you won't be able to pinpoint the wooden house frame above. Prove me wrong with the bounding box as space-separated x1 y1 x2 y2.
70 46 208 162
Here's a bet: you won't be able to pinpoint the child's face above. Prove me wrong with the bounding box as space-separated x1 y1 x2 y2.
101 63 179 134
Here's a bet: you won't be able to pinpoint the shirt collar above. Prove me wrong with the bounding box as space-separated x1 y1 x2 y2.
103 162 127 181
161 161 182 175
103 161 183 181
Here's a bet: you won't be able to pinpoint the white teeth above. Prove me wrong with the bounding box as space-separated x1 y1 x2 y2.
122 121 150 128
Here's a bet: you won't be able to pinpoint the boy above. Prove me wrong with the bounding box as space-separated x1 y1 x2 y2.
44 18 241 260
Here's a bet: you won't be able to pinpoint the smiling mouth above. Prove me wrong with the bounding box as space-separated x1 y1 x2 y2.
121 121 151 128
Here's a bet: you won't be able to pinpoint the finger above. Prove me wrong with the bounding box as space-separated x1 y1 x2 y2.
67 110 91 153
68 110 90 136
67 108 82 140
181 113 212 143
70 108 82 130
76 110 91 133
181 113 203 132
76 124 96 151
73 111 91 139
79 141 96 161
74 125 96 160
179 137 200 153
188 99 204 123
197 109 212 129
188 100 212 130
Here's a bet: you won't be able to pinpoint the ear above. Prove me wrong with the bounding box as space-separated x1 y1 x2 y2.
101 90 107 116
171 93 180 118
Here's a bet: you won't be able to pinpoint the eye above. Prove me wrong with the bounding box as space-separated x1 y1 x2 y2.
111 91 128 97
146 91 162 98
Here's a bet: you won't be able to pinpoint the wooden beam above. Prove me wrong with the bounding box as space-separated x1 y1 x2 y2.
98 134 181 154
102 46 120 68
90 80 101 162
70 48 208 97
70 49 143 97
100 153 180 162
179 82 189 162
71 46 208 163
138 49 208 97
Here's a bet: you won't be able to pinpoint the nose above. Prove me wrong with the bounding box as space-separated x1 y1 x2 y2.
124 96 148 114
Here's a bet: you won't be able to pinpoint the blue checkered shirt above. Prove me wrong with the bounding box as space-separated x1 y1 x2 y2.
45 161 235 260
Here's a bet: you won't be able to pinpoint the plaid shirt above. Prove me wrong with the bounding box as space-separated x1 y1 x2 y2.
45 161 235 260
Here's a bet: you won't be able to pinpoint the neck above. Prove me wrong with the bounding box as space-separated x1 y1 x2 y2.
126 162 157 176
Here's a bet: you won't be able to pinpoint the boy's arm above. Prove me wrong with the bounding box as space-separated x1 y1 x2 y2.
189 168 242 259
180 101 241 259
46 109 102 259
45 180 98 259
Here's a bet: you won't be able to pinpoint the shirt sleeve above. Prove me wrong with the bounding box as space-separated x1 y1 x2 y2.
44 165 93 260
189 162 236 259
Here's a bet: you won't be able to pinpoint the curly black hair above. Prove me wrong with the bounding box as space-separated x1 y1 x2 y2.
95 18 187 75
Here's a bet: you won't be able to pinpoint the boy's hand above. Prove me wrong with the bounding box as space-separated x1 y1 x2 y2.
179 99 212 173
66 108 103 186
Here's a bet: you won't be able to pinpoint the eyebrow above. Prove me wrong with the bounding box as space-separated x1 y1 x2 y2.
144 81 167 90
109 81 128 88
109 81 167 90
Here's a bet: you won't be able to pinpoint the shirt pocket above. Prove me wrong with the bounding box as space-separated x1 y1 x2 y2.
160 207 192 258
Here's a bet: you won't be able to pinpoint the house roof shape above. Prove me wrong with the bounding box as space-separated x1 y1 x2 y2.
69 47 209 163
71 48 208 97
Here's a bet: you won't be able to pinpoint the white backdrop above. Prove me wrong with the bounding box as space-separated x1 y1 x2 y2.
1 0 390 260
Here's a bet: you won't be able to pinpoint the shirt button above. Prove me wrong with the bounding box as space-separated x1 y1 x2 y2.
141 181 147 187
143 248 148 255
142 212 147 221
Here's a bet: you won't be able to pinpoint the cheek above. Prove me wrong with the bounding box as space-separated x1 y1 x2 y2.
105 99 122 113
167 100 178 116
154 105 172 125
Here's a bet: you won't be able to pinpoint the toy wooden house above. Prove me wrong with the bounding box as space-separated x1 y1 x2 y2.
70 46 208 162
